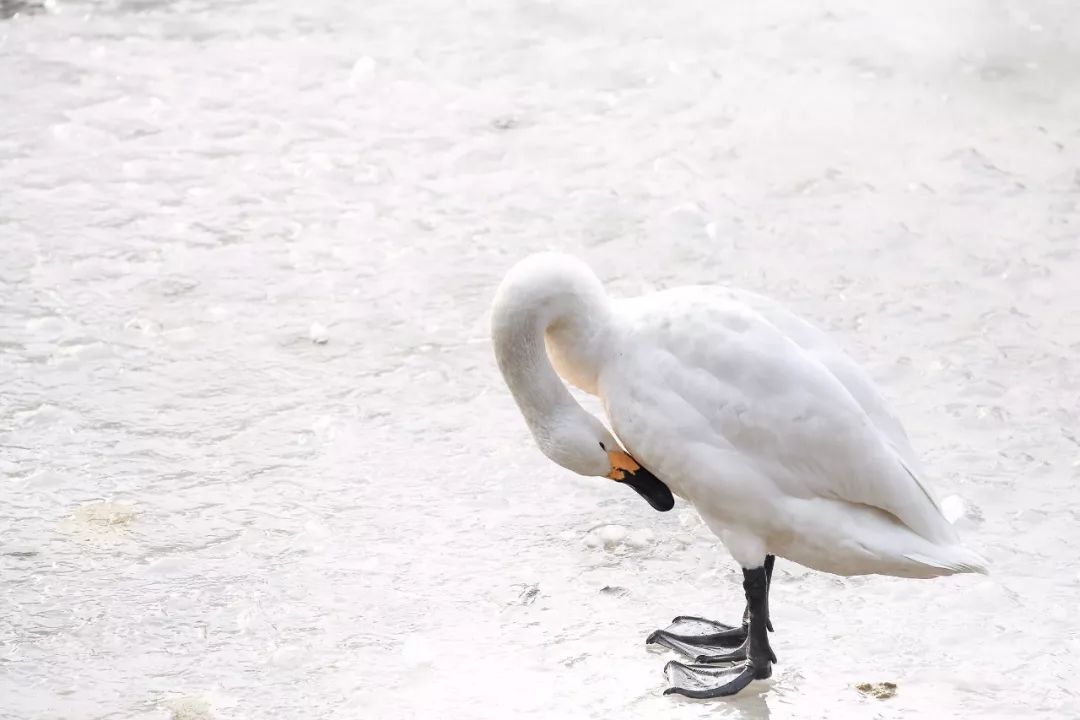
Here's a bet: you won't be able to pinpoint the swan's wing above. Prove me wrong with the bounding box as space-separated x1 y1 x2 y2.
719 288 922 472
609 291 957 546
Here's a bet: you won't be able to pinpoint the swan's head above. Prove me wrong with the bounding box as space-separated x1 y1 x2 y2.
491 251 673 512
538 411 675 512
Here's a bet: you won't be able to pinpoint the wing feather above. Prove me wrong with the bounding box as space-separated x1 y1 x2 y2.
613 289 957 545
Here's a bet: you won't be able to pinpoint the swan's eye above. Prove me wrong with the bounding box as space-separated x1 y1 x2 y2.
598 441 606 451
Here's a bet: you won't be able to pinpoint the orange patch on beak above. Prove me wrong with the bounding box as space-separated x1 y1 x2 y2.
606 450 641 480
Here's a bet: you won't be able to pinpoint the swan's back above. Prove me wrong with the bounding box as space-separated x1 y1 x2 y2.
717 287 924 473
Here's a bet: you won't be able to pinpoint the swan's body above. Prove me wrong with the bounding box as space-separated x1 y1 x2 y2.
603 286 984 578
493 253 985 578
492 252 986 697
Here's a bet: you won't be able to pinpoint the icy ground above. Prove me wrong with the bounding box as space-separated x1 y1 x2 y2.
2 0 1079 718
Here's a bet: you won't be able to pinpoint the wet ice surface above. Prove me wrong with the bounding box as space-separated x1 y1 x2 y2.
2 0 1080 717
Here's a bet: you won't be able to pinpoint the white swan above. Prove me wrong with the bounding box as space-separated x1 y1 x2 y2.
490 252 987 698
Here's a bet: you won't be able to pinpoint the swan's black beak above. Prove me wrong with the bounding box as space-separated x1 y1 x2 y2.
607 450 674 512
617 466 675 512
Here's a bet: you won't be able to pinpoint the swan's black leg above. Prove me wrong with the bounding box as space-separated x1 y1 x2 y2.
646 554 774 661
662 564 775 698
763 553 774 632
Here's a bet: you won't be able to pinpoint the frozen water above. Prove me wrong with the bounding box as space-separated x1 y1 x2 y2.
2 0 1080 718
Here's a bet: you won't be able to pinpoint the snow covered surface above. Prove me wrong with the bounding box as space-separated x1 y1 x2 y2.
2 0 1079 718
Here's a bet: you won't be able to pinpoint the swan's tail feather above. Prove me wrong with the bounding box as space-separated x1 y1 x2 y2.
905 547 989 576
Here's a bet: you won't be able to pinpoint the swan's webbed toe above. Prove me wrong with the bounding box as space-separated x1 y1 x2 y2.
648 617 778 664
646 616 748 661
663 658 771 698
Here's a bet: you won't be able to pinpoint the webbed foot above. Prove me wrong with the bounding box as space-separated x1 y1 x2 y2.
663 656 772 698
654 559 776 698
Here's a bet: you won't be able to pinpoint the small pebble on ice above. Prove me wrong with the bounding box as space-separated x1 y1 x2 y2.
309 323 329 344
516 583 540 605
855 681 897 699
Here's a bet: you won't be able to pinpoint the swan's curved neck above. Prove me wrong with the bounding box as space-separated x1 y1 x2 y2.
490 256 612 445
